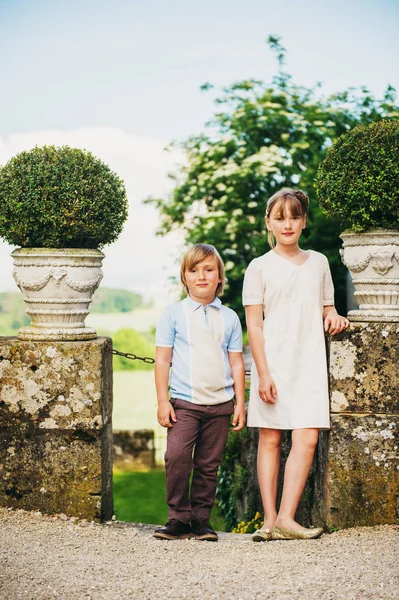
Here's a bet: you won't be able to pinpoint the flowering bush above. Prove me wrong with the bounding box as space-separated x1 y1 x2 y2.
232 511 264 534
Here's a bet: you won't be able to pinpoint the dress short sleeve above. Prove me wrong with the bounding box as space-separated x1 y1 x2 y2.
323 256 335 306
242 258 264 306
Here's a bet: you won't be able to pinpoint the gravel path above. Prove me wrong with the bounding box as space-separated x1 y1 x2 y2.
1 508 398 600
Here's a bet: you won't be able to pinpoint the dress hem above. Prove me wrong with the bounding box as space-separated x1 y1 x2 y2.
247 424 330 431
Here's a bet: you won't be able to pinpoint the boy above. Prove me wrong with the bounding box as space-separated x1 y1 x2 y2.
153 244 245 541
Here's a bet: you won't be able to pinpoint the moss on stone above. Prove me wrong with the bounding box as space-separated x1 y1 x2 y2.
0 337 113 521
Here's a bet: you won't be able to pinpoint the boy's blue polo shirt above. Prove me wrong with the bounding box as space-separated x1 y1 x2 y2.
156 296 242 405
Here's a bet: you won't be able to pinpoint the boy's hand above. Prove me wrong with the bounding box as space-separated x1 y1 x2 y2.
258 374 277 404
231 404 246 431
157 402 177 428
324 314 350 335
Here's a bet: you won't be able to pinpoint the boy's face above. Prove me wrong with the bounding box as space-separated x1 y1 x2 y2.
184 255 221 305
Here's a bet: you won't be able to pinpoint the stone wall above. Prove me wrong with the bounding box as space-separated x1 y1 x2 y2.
0 337 113 521
233 323 398 529
113 429 155 470
1 324 397 529
327 322 399 528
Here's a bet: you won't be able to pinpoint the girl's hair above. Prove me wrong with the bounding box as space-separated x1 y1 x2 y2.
265 188 309 248
180 243 226 296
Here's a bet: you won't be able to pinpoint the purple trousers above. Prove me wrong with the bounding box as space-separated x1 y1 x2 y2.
165 398 234 523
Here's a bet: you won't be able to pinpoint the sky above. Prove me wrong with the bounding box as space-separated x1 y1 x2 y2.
0 0 398 304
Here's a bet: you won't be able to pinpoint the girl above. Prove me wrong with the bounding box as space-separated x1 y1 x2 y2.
242 188 349 541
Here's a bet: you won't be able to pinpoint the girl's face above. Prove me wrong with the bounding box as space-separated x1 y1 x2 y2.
265 203 306 248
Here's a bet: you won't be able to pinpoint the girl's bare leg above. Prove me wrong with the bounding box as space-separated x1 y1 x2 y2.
275 428 319 530
257 428 283 530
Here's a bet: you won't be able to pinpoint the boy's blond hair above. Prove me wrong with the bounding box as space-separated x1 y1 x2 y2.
180 244 226 296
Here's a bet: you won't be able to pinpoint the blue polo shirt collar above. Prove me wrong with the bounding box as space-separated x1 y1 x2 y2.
185 296 222 311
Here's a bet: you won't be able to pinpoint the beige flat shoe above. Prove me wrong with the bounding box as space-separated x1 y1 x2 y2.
252 526 272 542
272 525 324 540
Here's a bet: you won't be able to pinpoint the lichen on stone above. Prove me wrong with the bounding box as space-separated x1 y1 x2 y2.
329 339 357 380
331 390 349 412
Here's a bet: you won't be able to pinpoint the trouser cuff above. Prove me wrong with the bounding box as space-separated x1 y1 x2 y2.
168 510 191 524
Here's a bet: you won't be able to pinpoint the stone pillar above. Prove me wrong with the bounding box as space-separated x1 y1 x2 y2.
327 323 399 528
0 337 113 521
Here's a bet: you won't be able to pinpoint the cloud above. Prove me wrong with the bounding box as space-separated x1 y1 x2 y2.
0 127 185 305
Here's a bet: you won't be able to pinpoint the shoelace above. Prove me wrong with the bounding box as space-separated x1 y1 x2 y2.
193 516 219 528
168 519 185 526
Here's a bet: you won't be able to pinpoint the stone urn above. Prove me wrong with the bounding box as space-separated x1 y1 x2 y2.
12 248 104 340
340 229 399 322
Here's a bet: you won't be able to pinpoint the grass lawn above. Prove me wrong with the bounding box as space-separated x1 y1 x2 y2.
86 308 162 333
113 468 226 531
113 371 167 466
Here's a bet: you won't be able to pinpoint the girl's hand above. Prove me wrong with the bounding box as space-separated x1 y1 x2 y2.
324 313 350 335
258 374 277 404
157 402 177 428
232 404 246 431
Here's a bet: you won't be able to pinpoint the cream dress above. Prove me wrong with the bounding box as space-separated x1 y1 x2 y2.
242 250 334 430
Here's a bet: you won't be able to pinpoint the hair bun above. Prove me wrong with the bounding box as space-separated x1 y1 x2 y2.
293 190 309 211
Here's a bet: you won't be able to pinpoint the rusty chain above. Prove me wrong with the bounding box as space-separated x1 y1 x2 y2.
107 347 155 364
107 347 250 375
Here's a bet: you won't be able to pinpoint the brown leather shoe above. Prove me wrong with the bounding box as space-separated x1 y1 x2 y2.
153 519 191 540
191 518 218 541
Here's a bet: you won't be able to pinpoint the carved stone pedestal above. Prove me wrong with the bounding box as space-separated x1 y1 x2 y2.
340 229 399 322
0 337 113 521
327 323 399 528
12 248 104 341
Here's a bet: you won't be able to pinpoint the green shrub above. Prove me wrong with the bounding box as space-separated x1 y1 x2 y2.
0 145 128 248
315 119 399 231
216 426 249 531
112 328 155 371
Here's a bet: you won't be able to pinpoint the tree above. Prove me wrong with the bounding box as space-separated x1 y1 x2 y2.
90 288 144 313
147 36 399 321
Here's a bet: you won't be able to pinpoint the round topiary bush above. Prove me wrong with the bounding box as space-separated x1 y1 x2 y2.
315 119 399 232
0 145 128 248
